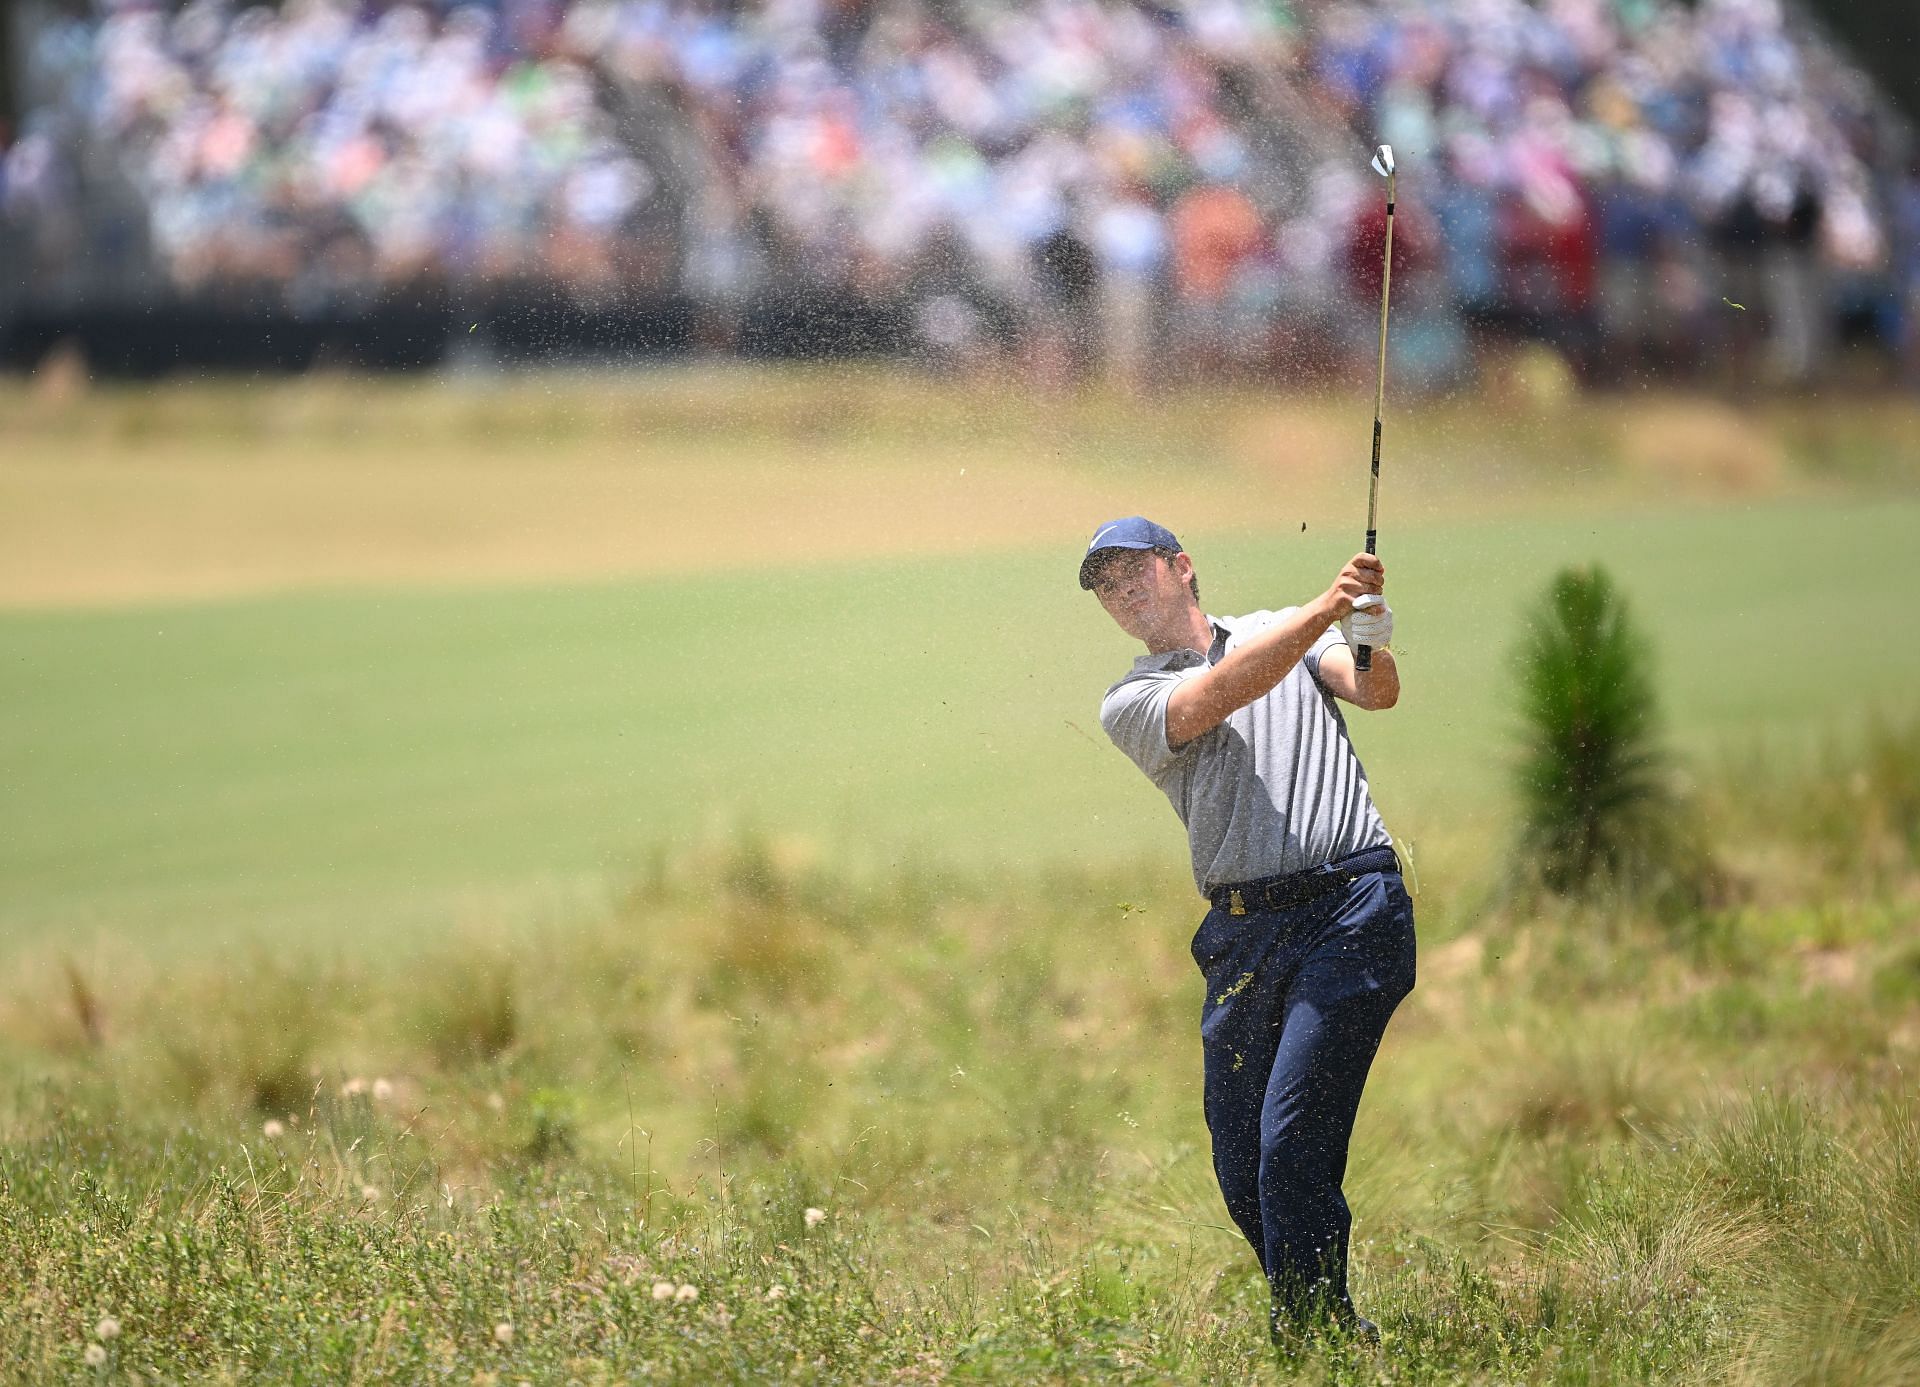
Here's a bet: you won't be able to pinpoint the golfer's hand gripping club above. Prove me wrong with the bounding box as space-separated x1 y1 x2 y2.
1341 594 1393 653
1355 534 1379 672
1358 143 1396 674
1327 554 1385 635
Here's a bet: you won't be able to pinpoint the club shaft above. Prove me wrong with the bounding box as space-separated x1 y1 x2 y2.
1357 170 1395 673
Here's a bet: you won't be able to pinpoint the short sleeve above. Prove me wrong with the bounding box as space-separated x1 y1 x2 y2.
1099 670 1200 781
1304 620 1346 681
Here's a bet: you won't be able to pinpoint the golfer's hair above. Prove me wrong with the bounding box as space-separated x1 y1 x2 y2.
1152 546 1199 602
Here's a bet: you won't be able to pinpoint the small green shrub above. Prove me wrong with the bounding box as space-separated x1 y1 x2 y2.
1512 565 1701 903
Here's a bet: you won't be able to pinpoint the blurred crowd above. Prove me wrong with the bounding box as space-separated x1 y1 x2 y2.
2 0 653 296
2 0 1915 384
1311 0 1914 383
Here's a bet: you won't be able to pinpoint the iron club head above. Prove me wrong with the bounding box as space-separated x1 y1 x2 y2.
1371 144 1395 179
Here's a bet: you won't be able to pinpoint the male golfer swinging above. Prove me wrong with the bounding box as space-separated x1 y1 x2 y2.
1081 516 1414 1343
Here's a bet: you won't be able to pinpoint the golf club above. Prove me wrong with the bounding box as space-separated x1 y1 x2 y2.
1357 143 1395 673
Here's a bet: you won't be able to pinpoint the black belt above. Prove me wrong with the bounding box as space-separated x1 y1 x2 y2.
1208 846 1401 917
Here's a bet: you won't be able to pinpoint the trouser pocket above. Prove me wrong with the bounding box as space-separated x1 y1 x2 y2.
1317 871 1417 1008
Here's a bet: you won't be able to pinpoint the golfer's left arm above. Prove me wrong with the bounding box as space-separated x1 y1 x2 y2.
1316 598 1400 710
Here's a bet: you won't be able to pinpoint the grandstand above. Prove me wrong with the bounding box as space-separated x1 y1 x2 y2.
1 0 1914 384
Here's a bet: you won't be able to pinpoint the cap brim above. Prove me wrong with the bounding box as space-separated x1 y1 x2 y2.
1078 541 1156 590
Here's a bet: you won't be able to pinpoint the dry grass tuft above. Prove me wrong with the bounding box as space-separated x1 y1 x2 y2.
1617 398 1788 493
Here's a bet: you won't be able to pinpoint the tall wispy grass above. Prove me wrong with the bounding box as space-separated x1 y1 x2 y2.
1713 715 1920 892
1 745 1916 1383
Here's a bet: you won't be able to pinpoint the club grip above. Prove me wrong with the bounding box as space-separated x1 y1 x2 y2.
1356 525 1378 672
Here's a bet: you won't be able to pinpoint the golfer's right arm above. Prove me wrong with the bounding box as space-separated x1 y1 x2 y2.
1165 554 1381 749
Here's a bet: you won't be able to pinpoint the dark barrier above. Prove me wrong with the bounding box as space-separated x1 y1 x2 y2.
737 293 914 360
2 301 330 376
339 296 459 371
0 287 713 377
0 292 455 377
0 287 940 376
476 285 695 363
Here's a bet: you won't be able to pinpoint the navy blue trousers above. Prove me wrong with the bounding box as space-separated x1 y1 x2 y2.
1190 858 1416 1324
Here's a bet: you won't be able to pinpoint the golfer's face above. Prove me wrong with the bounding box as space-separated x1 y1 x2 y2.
1091 551 1185 638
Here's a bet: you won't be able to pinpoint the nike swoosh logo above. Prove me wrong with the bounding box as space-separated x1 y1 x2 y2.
1089 524 1126 548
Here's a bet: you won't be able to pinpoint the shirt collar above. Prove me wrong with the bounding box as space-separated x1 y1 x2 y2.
1129 615 1234 672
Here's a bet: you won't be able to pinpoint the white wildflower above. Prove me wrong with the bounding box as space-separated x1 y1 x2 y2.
803 1206 827 1228
493 1321 514 1346
650 1281 675 1302
764 1284 787 1302
674 1284 698 1304
372 1078 394 1102
360 1184 382 1203
261 1119 285 1140
83 1344 107 1367
342 1077 367 1098
95 1318 120 1341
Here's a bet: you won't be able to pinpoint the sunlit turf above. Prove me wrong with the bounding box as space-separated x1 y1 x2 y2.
4 493 1919 948
14 371 1917 607
3 374 1919 1381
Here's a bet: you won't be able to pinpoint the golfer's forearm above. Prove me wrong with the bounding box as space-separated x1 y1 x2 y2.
1350 649 1399 709
1167 601 1333 745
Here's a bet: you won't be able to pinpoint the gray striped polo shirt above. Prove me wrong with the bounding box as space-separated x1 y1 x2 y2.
1099 609 1391 895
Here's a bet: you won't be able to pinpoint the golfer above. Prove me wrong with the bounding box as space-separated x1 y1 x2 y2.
1081 516 1414 1343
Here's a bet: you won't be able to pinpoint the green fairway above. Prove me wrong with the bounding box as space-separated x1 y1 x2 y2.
4 492 1915 951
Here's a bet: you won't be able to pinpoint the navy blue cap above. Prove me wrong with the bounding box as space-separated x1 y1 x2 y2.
1078 516 1182 590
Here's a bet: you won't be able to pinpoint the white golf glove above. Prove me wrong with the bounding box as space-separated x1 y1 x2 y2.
1341 594 1393 652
